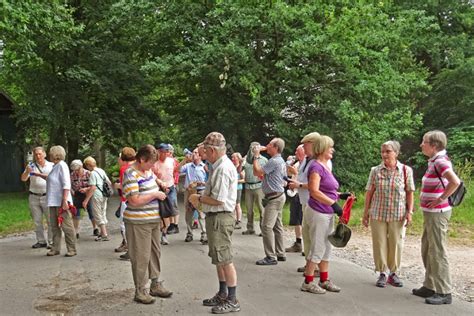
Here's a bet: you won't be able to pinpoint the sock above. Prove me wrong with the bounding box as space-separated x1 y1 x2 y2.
296 238 302 244
219 281 227 297
227 286 237 301
320 271 328 283
305 275 314 284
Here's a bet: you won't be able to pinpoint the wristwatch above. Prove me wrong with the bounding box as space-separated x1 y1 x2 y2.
299 183 303 188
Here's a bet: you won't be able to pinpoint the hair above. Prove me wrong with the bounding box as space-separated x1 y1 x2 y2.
313 135 334 157
424 130 447 151
232 152 243 164
49 145 66 161
120 147 136 162
301 132 321 143
136 144 157 162
70 159 83 171
381 140 401 155
33 146 46 155
272 138 285 153
83 156 97 169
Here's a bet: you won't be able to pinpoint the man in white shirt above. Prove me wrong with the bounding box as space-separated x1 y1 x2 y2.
20 147 54 248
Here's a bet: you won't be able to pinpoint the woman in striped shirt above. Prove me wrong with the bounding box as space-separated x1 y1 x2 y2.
413 130 460 305
363 141 415 288
122 144 173 304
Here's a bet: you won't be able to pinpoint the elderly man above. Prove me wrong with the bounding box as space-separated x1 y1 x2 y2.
21 147 54 249
253 138 287 265
189 132 240 314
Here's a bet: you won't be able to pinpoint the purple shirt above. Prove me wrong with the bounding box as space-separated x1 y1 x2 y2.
307 161 339 214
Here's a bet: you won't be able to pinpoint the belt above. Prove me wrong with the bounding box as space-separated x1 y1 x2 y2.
246 181 261 185
206 211 229 217
29 191 46 196
265 192 284 199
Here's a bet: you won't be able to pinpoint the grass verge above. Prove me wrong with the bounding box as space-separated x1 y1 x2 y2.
0 192 35 237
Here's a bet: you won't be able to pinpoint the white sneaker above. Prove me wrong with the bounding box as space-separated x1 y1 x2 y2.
301 281 326 294
161 235 169 245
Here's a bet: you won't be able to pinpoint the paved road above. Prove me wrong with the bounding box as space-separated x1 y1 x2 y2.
0 197 472 315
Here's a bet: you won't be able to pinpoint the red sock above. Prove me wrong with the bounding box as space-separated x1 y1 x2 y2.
320 271 328 283
305 274 314 284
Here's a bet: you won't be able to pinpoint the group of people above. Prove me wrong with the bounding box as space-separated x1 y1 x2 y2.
21 129 461 313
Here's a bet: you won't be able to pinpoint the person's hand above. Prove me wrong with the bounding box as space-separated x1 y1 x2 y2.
362 213 369 228
339 192 351 200
156 191 166 201
331 202 343 216
82 199 89 210
287 165 298 176
405 212 412 227
189 193 201 208
62 200 69 211
288 181 299 190
426 197 444 208
252 145 261 157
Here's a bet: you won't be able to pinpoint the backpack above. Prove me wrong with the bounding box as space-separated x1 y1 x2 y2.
433 157 467 207
94 170 113 198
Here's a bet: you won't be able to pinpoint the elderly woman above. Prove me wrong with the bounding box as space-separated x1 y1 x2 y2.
46 145 77 257
70 159 96 239
122 144 172 304
83 156 111 241
363 141 415 288
301 135 341 294
231 152 245 229
413 130 461 305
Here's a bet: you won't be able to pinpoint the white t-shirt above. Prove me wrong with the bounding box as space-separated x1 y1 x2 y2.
46 161 72 207
203 155 237 213
26 160 54 194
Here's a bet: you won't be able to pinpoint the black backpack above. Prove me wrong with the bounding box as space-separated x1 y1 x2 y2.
433 157 466 207
94 170 113 198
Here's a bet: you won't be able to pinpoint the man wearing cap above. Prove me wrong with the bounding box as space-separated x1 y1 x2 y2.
189 132 240 314
252 138 287 266
21 146 54 249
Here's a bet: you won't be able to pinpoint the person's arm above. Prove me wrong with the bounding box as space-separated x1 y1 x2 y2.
127 190 166 207
426 169 461 208
20 165 31 182
405 190 414 226
363 186 375 227
253 157 265 178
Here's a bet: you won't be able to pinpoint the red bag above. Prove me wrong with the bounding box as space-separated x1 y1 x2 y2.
58 203 77 226
339 195 355 225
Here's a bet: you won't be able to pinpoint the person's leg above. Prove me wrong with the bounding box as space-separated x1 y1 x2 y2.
149 223 162 279
273 194 286 257
184 190 193 237
48 207 62 253
255 188 265 233
422 212 434 290
29 195 46 244
261 199 279 259
62 209 77 254
387 220 405 273
428 211 452 295
244 189 255 232
40 195 53 245
370 220 389 274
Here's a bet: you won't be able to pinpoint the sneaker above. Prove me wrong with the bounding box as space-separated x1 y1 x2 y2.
46 250 60 256
376 273 387 288
242 230 255 235
32 242 47 249
119 252 130 261
297 266 306 273
277 256 286 262
203 293 227 306
285 242 302 253
134 289 156 304
200 233 208 244
256 257 277 266
387 273 403 287
47 244 52 250
234 221 242 230
167 225 178 234
301 281 326 294
150 280 173 298
115 240 128 252
174 225 179 234
185 235 193 242
95 235 102 241
412 286 435 298
93 228 99 236
65 251 77 257
161 235 169 245
98 235 110 241
211 298 241 314
425 293 452 305
319 280 341 292
258 233 263 237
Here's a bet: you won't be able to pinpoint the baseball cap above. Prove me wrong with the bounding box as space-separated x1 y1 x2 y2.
198 132 226 147
157 143 170 151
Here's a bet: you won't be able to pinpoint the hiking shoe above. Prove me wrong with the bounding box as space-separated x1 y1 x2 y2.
211 298 241 314
46 250 60 256
242 230 255 235
32 242 47 249
203 293 227 306
65 251 77 257
285 242 302 253
76 233 80 239
185 235 193 242
134 289 156 304
99 235 110 241
277 256 286 262
297 266 306 273
301 281 326 294
319 280 341 292
167 225 179 234
412 286 435 298
119 252 130 261
150 280 173 298
256 257 277 265
376 273 387 288
234 221 242 230
387 273 403 287
93 228 100 236
161 235 169 245
200 233 208 244
115 240 128 252
425 293 452 305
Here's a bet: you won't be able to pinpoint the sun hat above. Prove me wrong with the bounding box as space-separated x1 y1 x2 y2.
328 223 352 248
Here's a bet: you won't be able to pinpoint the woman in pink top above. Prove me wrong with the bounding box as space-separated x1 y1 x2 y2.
413 130 460 305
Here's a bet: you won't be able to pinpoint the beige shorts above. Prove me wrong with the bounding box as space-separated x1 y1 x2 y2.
205 212 235 265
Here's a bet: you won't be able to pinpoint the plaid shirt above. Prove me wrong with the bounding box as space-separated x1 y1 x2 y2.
366 161 415 222
70 169 91 193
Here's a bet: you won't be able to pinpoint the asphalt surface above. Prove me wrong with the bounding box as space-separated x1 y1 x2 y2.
0 196 472 315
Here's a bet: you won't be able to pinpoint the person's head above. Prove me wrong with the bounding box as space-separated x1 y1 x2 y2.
70 159 83 172
421 130 447 158
266 137 285 157
313 135 334 160
199 132 227 163
157 143 170 161
231 152 243 167
295 144 305 161
381 141 400 166
135 144 158 170
192 148 202 164
49 145 66 163
33 147 46 164
120 147 136 162
301 132 321 157
197 144 207 160
168 144 175 156
83 156 97 171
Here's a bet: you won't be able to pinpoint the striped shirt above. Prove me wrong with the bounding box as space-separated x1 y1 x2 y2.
262 154 287 194
122 165 161 224
366 161 415 222
420 150 452 213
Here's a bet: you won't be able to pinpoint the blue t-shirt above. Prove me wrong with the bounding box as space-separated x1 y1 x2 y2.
307 161 339 214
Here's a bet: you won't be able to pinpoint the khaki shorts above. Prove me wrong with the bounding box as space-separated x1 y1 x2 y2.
205 212 234 265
